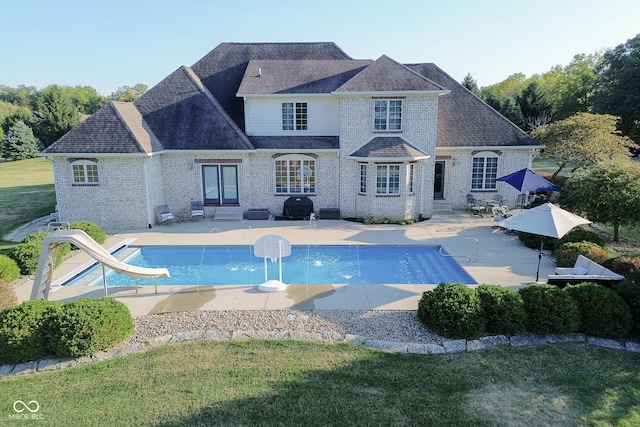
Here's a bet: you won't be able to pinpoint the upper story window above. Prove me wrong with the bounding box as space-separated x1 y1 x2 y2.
70 160 99 184
275 155 315 194
374 99 402 131
376 164 400 195
282 102 308 131
471 153 498 190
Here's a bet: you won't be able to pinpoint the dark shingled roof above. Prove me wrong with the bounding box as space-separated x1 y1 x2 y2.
406 63 537 148
135 66 252 150
250 136 339 150
43 101 162 155
191 42 353 130
336 55 447 93
349 137 428 159
237 60 372 95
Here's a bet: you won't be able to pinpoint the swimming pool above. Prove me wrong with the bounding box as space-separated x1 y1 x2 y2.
65 245 476 287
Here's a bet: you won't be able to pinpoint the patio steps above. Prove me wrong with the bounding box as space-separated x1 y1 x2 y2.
432 200 454 214
213 207 244 222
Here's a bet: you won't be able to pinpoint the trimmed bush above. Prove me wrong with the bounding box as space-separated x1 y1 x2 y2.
609 255 640 278
9 231 71 275
0 254 20 283
519 284 580 335
613 280 640 332
418 283 485 339
69 221 106 244
557 229 605 249
566 282 631 339
0 299 64 363
518 232 556 251
555 242 608 268
51 297 133 357
477 285 525 335
0 278 18 313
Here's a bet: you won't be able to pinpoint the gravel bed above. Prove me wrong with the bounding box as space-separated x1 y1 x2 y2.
131 310 443 345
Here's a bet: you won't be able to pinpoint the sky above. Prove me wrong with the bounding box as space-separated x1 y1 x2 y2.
2 0 639 96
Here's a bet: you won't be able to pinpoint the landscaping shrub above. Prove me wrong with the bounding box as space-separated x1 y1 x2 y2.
613 280 640 332
609 255 640 278
518 232 556 251
417 283 485 339
0 299 64 363
69 221 106 244
51 297 133 357
557 229 605 250
0 278 18 313
0 254 20 283
476 285 525 335
519 284 580 335
566 282 632 339
555 242 608 268
9 231 71 275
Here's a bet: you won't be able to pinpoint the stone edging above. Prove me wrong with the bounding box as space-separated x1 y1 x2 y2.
2 331 639 378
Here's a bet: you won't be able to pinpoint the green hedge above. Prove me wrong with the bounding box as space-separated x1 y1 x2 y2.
9 231 71 275
477 285 525 336
0 297 133 363
0 254 20 283
613 280 640 333
557 229 605 250
518 284 580 335
69 221 106 244
566 282 631 339
418 283 485 339
0 278 18 314
555 242 608 268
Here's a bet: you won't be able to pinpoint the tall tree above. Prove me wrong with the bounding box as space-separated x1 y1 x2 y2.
109 83 148 102
531 112 636 179
1 120 42 161
33 85 80 147
553 54 600 120
462 73 479 95
0 85 37 108
516 82 553 131
593 33 640 143
69 85 107 114
561 161 640 241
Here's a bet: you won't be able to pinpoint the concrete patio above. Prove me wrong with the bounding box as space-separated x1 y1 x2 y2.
14 212 557 317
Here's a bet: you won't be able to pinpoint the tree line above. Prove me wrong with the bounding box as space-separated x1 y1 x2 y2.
0 84 147 160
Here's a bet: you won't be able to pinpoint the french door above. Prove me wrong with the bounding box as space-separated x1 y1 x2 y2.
434 161 445 199
202 165 239 205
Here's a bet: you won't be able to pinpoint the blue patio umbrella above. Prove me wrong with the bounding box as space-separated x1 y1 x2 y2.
496 168 561 193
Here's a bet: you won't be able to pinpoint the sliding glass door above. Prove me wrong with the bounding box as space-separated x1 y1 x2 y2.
202 165 239 205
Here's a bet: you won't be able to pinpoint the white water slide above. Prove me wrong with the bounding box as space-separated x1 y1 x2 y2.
30 229 170 300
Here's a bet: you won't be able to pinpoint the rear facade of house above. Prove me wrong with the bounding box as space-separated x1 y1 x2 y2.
42 42 540 232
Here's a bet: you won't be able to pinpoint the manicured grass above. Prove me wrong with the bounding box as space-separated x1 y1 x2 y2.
1 340 639 426
0 158 55 252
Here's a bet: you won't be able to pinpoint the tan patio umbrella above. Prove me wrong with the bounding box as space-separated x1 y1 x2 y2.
499 202 592 281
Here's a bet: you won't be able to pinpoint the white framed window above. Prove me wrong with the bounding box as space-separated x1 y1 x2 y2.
471 153 498 190
282 102 308 131
373 99 402 131
70 160 99 184
359 163 367 194
408 163 415 194
376 164 400 195
275 155 315 194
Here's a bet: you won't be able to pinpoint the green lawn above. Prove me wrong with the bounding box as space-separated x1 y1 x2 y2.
1 340 639 426
0 158 55 252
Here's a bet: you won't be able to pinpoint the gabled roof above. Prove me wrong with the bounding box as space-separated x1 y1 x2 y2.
237 60 372 95
135 66 252 150
191 42 353 129
335 55 447 94
42 101 162 155
348 137 429 160
406 63 537 148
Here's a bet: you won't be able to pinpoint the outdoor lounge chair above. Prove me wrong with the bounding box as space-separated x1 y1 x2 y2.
547 255 624 287
190 201 205 220
156 205 176 224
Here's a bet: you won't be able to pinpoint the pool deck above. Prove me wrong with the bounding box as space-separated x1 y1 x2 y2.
13 212 556 317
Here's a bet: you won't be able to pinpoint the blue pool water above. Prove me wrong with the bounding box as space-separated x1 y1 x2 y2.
65 245 476 287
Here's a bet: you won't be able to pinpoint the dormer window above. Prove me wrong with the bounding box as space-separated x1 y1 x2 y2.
373 99 402 131
282 102 308 130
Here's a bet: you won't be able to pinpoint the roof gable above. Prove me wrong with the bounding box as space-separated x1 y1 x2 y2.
336 55 447 94
237 59 372 95
349 136 429 160
43 102 160 155
135 66 252 150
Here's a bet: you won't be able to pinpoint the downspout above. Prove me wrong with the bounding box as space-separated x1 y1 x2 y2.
420 160 426 218
143 158 152 228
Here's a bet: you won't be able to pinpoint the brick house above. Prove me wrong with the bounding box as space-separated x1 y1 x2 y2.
42 42 539 232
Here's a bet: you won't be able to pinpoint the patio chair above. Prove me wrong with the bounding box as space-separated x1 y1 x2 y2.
190 201 205 220
156 205 176 224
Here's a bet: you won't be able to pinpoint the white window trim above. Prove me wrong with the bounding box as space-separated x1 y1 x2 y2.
282 102 308 131
471 152 499 190
375 164 401 195
274 154 316 194
373 98 403 132
70 160 99 184
359 163 367 194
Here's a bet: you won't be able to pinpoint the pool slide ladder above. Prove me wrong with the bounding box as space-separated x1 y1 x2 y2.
30 229 170 300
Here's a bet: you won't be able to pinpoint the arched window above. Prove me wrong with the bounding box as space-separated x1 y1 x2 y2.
471 152 498 190
70 159 99 184
274 154 316 194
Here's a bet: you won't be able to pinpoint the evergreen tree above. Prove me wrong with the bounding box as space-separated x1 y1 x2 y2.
516 82 553 131
2 120 42 160
33 85 80 147
462 73 479 95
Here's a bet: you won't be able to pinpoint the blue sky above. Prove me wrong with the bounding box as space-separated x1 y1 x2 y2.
2 0 639 96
